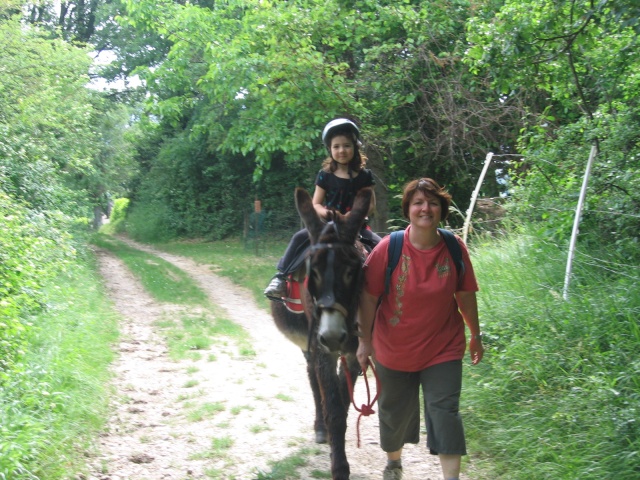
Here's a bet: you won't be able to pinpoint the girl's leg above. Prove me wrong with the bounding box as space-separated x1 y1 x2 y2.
277 228 310 273
265 229 310 299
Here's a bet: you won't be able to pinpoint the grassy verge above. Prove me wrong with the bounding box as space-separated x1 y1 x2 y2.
0 257 119 479
92 234 209 306
146 236 289 310
463 234 640 479
92 233 256 360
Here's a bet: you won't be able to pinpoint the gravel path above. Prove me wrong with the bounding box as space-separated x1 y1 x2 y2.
89 238 461 479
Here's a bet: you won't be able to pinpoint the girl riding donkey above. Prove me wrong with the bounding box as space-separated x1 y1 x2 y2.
264 118 381 301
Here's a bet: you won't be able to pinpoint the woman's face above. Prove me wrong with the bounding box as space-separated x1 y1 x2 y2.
330 135 355 165
408 190 442 230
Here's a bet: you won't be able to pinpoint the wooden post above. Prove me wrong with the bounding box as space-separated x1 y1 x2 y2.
254 198 261 256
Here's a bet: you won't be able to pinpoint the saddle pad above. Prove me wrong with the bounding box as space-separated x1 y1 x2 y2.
284 278 305 314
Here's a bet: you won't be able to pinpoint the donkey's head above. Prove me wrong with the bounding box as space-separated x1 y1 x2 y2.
295 187 372 353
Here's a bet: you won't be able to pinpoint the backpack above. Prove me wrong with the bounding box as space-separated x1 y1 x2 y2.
383 228 465 295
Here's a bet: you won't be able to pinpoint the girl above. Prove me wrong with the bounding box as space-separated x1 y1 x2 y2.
264 118 380 300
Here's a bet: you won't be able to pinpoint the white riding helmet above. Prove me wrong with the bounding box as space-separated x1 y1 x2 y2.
322 118 361 148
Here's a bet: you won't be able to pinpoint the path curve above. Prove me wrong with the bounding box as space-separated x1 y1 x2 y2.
89 238 453 480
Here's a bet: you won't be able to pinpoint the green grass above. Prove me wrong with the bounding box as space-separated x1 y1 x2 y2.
146 237 288 310
462 234 640 480
92 233 209 306
190 436 234 460
0 258 119 479
155 313 256 361
186 402 226 422
254 446 326 479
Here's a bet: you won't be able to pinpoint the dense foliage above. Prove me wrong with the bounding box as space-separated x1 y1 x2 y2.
466 0 640 255
113 0 522 238
467 235 640 479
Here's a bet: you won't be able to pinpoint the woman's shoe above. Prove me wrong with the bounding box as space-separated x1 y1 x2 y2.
382 466 403 480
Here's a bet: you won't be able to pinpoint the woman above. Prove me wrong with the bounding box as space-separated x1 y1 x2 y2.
264 118 380 300
356 178 484 480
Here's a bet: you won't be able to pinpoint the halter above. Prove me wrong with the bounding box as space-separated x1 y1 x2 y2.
305 220 362 352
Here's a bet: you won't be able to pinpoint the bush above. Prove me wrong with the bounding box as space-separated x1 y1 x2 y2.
99 198 130 235
0 191 75 378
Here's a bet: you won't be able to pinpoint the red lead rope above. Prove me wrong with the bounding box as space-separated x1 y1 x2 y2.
340 355 381 448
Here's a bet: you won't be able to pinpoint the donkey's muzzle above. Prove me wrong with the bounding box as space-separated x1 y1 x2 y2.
317 309 349 352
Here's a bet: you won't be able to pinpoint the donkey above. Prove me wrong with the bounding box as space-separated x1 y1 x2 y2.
270 186 372 480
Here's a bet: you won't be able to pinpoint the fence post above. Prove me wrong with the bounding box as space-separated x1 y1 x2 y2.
463 152 494 244
563 144 598 300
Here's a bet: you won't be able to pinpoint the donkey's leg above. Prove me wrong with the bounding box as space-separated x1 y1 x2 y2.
316 351 350 480
304 349 328 443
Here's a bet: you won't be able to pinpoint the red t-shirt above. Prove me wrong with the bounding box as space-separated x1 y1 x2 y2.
363 225 479 372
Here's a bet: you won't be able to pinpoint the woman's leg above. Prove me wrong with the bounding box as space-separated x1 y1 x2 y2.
419 361 466 479
439 454 461 479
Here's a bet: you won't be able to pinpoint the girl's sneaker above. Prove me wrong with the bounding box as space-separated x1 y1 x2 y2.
264 274 286 300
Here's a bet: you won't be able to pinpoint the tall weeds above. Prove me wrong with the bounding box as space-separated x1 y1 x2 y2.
464 233 640 479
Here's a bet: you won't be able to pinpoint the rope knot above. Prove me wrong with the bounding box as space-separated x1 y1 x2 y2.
340 355 381 448
359 404 375 416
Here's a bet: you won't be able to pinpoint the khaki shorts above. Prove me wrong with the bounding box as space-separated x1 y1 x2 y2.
375 360 467 455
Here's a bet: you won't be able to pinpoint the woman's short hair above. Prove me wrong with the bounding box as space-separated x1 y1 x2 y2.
401 178 452 220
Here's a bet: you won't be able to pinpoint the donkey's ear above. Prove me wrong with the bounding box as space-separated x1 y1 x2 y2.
295 188 324 244
340 187 372 242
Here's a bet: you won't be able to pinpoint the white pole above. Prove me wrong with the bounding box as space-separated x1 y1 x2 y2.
463 152 494 244
563 144 598 300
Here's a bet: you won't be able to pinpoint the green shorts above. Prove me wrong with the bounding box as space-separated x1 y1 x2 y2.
374 359 467 456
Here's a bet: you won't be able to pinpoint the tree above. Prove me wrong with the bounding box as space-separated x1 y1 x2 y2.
466 0 640 249
114 0 521 238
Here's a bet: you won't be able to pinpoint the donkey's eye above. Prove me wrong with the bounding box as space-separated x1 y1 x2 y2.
342 268 354 284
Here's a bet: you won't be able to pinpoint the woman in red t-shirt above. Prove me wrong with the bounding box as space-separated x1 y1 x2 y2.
357 178 484 480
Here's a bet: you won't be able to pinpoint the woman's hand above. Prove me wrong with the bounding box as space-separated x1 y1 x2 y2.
469 335 484 365
356 338 374 372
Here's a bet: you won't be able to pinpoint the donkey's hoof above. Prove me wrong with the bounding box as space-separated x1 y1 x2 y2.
315 430 328 444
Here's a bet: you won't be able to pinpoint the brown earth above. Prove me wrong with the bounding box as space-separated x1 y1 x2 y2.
87 238 473 480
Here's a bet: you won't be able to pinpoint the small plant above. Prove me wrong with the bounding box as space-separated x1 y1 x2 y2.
230 404 254 415
274 393 294 402
186 402 225 422
254 447 317 480
249 423 272 434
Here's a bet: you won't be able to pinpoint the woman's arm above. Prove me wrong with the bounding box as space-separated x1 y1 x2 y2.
455 290 484 365
356 290 379 371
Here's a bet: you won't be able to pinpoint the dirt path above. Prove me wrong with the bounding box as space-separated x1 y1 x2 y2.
88 238 461 480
